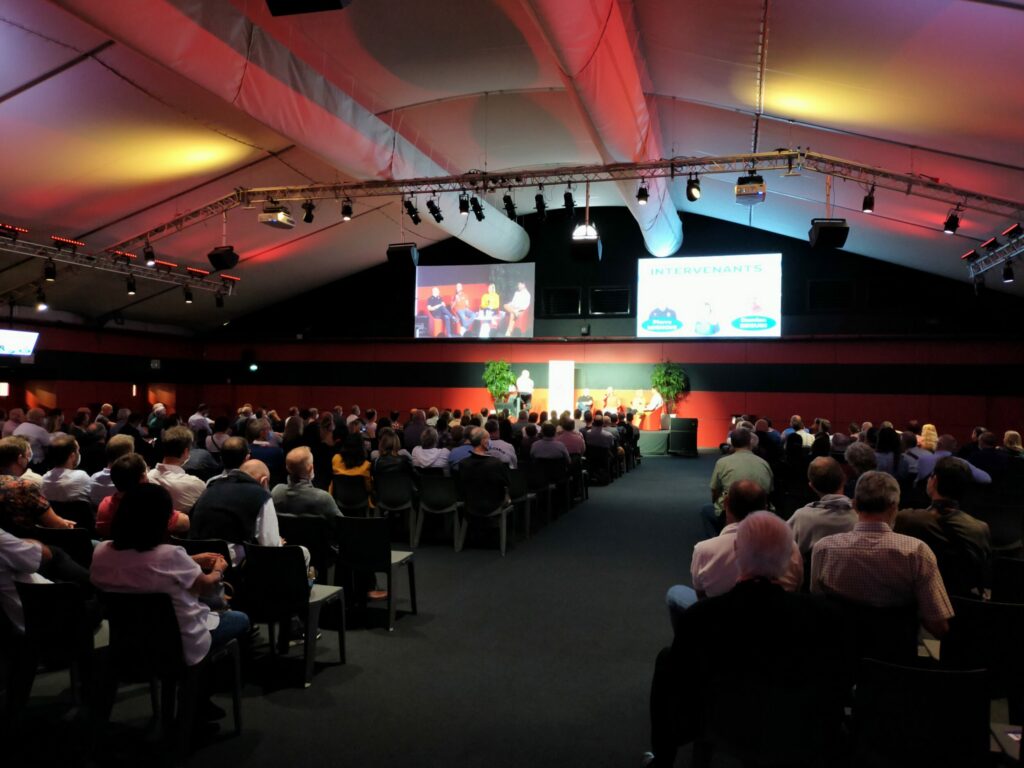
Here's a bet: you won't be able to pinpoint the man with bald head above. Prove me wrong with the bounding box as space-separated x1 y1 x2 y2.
190 457 284 565
787 457 857 562
272 446 341 523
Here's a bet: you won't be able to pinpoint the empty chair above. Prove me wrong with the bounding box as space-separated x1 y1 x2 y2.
992 557 1024 604
569 453 589 502
508 469 535 539
824 595 919 675
276 513 336 585
336 516 416 631
374 471 418 545
29 524 94 569
331 474 371 516
941 595 1024 723
239 544 345 687
523 462 555 527
456 491 515 557
15 581 99 706
854 658 990 768
970 501 1023 557
99 592 242 757
535 458 572 515
413 474 461 549
585 445 614 486
49 500 95 535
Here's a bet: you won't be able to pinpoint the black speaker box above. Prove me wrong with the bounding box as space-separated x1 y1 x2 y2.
386 243 419 267
668 417 698 457
808 218 850 249
571 237 602 262
266 0 350 16
207 245 239 272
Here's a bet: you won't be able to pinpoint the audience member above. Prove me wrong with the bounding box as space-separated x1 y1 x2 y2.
458 428 511 515
0 438 74 531
272 447 341 524
811 471 953 638
40 434 92 503
246 419 285 484
874 426 906 478
2 408 25 438
89 434 136 506
332 433 373 500
842 441 877 496
148 426 206 513
916 434 991 485
13 408 51 466
373 429 414 479
787 457 857 562
0 527 52 632
485 420 517 468
403 410 427 453
0 436 42 487
96 453 189 539
530 421 570 463
702 428 773 539
970 430 1008 482
411 427 451 474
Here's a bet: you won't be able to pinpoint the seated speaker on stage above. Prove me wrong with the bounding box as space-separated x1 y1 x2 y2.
576 388 594 414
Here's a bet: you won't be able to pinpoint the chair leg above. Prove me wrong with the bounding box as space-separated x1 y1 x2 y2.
386 570 396 632
455 515 468 552
303 602 324 688
176 669 201 760
408 507 417 548
407 561 418 615
335 597 347 664
267 621 277 657
524 499 531 539
499 511 507 557
229 641 242 736
413 507 426 549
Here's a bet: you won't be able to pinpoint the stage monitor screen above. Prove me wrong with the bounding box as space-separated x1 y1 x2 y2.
636 253 782 338
415 263 536 339
0 329 39 356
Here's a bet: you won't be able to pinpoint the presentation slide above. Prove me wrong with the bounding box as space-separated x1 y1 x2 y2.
415 263 536 339
0 329 39 356
636 253 782 338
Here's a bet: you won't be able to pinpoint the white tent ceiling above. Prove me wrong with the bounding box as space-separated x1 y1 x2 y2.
1 0 1022 332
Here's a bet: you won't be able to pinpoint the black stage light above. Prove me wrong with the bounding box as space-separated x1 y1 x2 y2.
564 190 575 212
469 196 485 222
44 259 57 282
143 243 156 266
426 199 444 223
459 193 470 216
341 200 353 221
535 192 546 220
184 286 193 304
215 292 225 308
126 275 136 296
36 287 47 312
636 182 649 206
1003 261 1015 284
503 193 516 219
686 176 701 202
301 200 316 223
943 210 960 235
403 199 421 225
862 185 875 214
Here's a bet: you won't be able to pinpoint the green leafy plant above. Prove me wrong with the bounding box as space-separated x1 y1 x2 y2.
650 361 688 409
482 360 517 403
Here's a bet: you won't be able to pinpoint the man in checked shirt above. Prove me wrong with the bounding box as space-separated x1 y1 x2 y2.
810 470 953 638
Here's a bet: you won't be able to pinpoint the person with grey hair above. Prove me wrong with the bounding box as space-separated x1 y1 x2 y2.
842 441 877 496
411 426 451 474
787 457 857 562
702 427 773 539
645 511 845 767
811 470 953 638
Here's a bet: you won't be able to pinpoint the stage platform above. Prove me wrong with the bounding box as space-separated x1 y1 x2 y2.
639 430 668 455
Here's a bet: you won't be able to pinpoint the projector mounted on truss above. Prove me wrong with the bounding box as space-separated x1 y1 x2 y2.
734 174 766 206
258 202 295 229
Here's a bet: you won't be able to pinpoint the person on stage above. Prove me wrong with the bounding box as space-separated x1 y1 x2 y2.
480 283 500 313
426 287 457 337
516 370 534 409
576 388 594 414
451 282 474 335
504 282 532 337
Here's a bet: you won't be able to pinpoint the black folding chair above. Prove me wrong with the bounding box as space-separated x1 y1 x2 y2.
414 474 460 549
336 516 416 631
374 471 418 545
331 474 371 516
585 445 613 486
276 513 336 585
992 557 1024 604
508 469 535 539
29 525 94 569
49 500 96 535
535 458 572 514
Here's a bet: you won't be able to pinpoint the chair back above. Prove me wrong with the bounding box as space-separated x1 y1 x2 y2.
942 595 1024 717
171 536 232 564
535 457 569 484
584 445 612 484
49 500 96 534
15 581 94 663
854 658 989 768
30 525 94 568
238 544 311 622
375 472 416 510
336 516 392 572
418 474 459 511
414 466 447 478
99 592 185 678
508 468 530 502
824 595 919 669
276 514 334 582
331 474 370 515
970 502 1023 555
992 557 1024 603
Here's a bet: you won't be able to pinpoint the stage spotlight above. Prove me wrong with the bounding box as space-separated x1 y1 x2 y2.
44 259 57 282
403 199 421 225
981 236 1000 250
1003 223 1022 239
503 193 516 219
301 200 316 223
469 196 485 222
943 210 960 235
36 287 47 312
143 243 156 266
564 189 575 212
862 184 875 214
426 199 444 223
636 182 649 206
126 275 136 296
960 249 980 262
1003 260 1015 284
184 286 193 304
459 193 470 216
535 192 546 220
341 199 353 221
686 176 701 202
215 291 225 308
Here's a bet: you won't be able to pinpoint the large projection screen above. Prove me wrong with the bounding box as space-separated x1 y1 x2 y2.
636 254 782 338
415 263 536 339
0 329 39 356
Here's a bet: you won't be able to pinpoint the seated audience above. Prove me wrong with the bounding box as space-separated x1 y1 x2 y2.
895 456 991 597
645 512 845 768
13 408 51 466
874 426 907 478
530 421 570 463
811 470 953 638
411 427 451 474
1002 430 1023 458
183 432 221 482
2 408 24 438
0 438 75 531
246 419 285 483
901 429 926 476
787 457 857 562
40 434 92 503
332 432 374 499
459 428 511 514
373 429 414 478
0 436 42 487
702 428 773 539
148 426 207 514
842 441 877 497
448 427 475 470
970 430 1008 482
0 527 52 632
403 410 427 453
915 434 991 485
555 417 586 456
91 484 250 669
96 453 189 539
485 420 517 468
272 447 342 523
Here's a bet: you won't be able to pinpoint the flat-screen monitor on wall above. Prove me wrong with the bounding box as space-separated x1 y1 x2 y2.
0 329 39 356
636 253 782 338
414 263 536 339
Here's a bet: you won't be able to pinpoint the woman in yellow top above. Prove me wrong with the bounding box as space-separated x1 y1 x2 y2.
480 283 500 311
331 432 374 507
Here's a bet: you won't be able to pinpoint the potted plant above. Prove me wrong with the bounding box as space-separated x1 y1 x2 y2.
482 360 517 411
650 361 688 430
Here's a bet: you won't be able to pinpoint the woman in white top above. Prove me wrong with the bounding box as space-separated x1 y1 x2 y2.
90 484 249 667
411 427 451 475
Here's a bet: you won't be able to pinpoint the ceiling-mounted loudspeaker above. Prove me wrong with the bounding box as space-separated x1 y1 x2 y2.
571 238 602 263
207 245 239 271
265 0 351 15
808 218 850 249
386 243 419 267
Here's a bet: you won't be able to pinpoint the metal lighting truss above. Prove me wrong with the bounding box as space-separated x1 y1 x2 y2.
965 227 1024 280
0 237 235 295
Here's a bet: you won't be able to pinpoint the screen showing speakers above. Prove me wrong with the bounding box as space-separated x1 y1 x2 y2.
0 329 39 356
636 253 782 338
414 263 536 339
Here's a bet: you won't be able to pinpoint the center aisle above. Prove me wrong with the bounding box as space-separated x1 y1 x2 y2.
189 455 716 768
